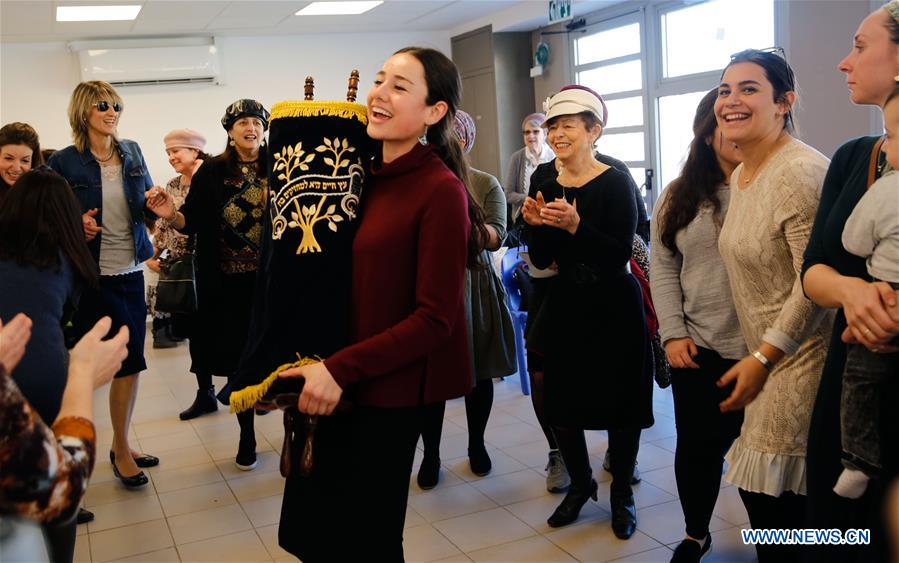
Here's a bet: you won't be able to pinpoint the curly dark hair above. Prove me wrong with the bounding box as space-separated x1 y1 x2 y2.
658 89 726 254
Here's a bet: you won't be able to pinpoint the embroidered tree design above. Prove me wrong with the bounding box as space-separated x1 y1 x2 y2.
315 137 355 176
273 142 316 182
287 196 344 254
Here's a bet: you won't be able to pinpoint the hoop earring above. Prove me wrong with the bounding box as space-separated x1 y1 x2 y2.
418 125 429 146
229 138 236 147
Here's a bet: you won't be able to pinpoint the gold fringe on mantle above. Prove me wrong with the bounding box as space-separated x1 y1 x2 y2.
270 101 368 125
229 355 320 414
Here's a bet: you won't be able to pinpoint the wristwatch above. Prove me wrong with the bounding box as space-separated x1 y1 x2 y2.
752 350 773 371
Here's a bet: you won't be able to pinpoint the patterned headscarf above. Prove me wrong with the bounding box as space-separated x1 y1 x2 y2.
221 99 270 131
886 1 899 23
521 113 546 129
453 110 477 155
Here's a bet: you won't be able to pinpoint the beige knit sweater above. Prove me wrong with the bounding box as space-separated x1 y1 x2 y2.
718 137 835 496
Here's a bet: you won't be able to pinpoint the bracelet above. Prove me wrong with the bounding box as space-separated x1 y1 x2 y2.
165 212 179 225
751 350 773 371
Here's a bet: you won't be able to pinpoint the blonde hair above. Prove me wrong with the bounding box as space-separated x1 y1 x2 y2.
67 81 124 152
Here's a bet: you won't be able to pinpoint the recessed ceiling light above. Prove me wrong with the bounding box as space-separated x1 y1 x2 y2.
56 5 142 22
295 1 383 16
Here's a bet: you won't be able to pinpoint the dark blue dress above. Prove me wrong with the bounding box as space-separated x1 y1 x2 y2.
0 258 75 423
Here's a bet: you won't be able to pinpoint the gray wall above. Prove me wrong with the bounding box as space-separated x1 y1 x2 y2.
781 0 880 157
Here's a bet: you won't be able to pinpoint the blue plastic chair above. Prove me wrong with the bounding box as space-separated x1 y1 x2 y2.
500 247 531 395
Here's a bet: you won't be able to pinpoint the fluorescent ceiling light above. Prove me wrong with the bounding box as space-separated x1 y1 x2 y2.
295 1 383 16
56 5 142 22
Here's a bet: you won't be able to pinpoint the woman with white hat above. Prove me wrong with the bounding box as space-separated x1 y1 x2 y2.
521 85 653 537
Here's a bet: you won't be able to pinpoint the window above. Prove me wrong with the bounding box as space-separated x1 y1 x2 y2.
573 12 650 203
661 0 775 79
657 90 709 191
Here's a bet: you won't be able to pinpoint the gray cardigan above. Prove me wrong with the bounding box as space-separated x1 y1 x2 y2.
649 184 746 360
504 145 554 219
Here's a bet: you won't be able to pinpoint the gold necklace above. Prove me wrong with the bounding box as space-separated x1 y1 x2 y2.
741 135 787 186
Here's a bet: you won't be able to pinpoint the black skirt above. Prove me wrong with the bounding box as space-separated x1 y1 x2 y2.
542 271 653 430
189 270 256 378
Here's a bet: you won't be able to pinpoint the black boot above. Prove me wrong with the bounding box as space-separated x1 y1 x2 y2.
547 478 598 528
179 388 218 420
166 322 185 342
610 490 637 539
152 321 177 349
417 456 441 490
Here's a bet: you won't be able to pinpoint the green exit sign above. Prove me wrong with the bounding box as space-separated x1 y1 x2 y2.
549 0 572 24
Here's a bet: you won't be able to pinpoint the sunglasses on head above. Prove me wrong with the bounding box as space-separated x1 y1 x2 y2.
93 101 122 113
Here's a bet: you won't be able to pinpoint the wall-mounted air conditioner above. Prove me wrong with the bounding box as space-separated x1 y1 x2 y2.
69 37 221 87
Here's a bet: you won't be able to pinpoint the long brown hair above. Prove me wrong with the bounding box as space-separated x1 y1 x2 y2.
0 168 98 287
658 89 725 253
395 46 489 268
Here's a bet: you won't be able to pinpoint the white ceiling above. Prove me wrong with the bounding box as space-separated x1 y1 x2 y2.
0 0 617 43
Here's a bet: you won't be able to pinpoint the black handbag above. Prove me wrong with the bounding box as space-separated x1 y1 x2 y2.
155 252 197 314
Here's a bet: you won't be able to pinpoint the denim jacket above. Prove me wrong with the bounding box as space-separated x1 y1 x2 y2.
48 139 155 266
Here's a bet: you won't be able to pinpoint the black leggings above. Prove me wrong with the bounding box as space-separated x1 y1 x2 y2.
739 488 806 563
528 370 557 450
671 346 743 538
421 379 494 458
553 426 641 496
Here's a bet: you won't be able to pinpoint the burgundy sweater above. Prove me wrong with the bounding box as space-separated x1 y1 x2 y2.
324 143 473 408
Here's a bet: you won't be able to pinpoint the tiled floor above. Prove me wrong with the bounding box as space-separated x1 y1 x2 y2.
76 335 758 562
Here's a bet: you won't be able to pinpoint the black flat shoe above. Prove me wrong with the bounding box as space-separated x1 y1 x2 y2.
417 456 441 490
547 479 598 528
76 508 94 525
671 535 712 562
109 451 149 488
611 493 637 539
110 451 159 468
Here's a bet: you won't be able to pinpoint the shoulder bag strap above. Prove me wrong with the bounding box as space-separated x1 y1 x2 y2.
868 136 885 190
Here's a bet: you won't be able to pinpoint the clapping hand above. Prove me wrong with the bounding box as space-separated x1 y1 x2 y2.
522 192 547 226
68 317 129 389
0 313 32 374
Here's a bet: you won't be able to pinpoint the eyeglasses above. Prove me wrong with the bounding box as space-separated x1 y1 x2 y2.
728 46 794 90
93 101 122 113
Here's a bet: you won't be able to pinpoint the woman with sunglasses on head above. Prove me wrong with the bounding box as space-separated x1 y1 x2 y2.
48 81 161 489
0 122 42 205
801 4 899 561
650 89 746 563
148 100 269 471
521 86 653 538
713 49 833 562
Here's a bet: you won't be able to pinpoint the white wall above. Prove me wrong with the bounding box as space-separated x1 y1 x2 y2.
0 32 451 184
